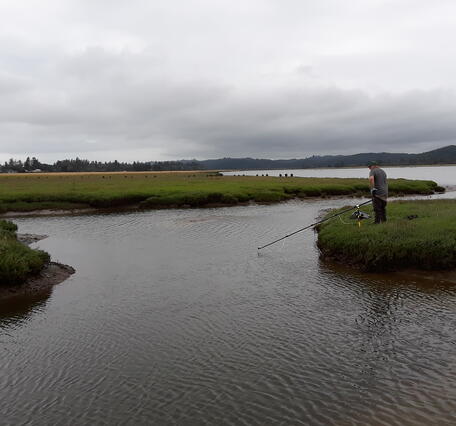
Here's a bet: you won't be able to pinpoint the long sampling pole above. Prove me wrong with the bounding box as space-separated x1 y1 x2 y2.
257 199 372 251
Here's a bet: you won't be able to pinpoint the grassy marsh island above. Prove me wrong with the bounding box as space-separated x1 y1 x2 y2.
0 172 443 214
0 219 74 294
0 219 49 285
317 200 456 272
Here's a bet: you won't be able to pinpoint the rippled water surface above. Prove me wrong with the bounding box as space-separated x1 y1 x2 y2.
2 199 456 425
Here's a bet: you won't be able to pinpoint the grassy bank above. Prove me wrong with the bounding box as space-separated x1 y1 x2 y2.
0 220 50 285
317 200 456 272
0 172 442 213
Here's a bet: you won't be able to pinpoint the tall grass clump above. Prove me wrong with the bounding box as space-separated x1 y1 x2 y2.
0 220 50 285
0 219 18 234
317 200 456 272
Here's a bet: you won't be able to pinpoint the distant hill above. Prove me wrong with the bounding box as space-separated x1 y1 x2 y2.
198 145 456 170
3 145 456 173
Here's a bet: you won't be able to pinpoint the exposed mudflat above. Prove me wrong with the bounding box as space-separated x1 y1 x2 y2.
1 208 98 218
0 262 75 300
17 233 48 245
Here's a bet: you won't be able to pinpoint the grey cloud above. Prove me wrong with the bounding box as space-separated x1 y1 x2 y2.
2 1 456 161
2 47 456 161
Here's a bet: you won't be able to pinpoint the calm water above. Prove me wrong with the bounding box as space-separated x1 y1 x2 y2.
224 165 456 187
2 194 456 425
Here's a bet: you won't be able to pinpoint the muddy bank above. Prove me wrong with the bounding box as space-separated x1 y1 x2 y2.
17 233 48 245
1 208 100 218
0 232 75 301
0 262 75 301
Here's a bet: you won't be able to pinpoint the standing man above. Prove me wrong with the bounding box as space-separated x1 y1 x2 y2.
368 161 388 223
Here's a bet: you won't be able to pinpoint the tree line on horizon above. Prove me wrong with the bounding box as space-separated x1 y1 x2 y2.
0 157 203 173
1 145 455 173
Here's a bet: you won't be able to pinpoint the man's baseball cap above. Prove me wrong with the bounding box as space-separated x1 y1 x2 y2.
367 161 378 167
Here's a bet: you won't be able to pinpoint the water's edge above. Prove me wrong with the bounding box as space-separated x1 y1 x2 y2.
0 262 75 300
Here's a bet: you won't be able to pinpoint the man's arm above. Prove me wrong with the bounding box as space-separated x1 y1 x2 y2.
369 175 375 189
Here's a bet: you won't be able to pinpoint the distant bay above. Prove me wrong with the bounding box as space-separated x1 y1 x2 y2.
223 165 456 187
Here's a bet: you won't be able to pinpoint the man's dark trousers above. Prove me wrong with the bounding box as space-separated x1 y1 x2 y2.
372 196 387 223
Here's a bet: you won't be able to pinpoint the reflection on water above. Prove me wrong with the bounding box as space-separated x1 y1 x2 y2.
0 290 52 328
319 261 456 425
323 260 456 356
1 199 456 425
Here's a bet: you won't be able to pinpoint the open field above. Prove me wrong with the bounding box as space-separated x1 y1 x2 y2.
0 220 50 285
317 200 456 272
0 171 441 213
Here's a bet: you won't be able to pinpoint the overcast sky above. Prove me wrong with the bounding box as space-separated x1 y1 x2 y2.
1 0 456 163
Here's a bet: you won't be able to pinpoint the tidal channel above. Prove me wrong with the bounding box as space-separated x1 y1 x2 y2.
2 197 456 425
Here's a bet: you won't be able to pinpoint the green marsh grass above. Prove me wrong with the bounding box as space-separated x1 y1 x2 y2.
0 220 50 285
0 172 439 213
317 200 456 272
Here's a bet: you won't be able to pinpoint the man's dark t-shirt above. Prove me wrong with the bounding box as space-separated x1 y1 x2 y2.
369 168 388 200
